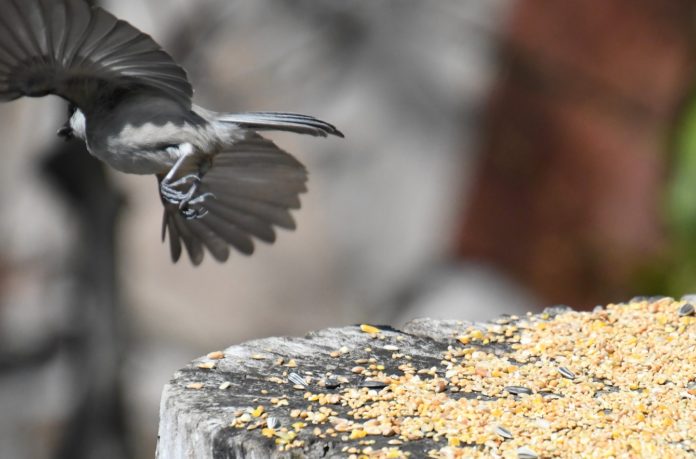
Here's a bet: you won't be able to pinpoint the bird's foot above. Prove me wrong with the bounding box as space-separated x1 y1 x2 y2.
179 193 216 220
160 174 200 203
160 174 216 220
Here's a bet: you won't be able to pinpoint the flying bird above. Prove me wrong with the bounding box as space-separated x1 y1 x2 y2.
0 0 342 264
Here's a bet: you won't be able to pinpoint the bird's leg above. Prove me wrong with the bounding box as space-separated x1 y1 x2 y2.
160 151 194 203
160 144 215 220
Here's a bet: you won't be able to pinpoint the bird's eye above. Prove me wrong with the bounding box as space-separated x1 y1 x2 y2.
57 125 74 140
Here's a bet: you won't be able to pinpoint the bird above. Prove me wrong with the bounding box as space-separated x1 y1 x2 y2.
0 0 343 265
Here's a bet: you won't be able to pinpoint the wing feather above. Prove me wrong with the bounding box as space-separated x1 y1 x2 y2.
162 210 183 262
0 0 192 108
185 219 231 262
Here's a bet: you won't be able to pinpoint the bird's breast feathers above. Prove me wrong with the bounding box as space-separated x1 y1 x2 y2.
91 120 223 175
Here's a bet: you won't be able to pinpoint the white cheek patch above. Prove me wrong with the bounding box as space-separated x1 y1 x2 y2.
69 109 87 140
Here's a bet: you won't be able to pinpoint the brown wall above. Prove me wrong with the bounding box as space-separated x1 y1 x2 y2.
457 0 696 308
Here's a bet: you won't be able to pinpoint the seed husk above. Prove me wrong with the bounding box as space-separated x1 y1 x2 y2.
288 372 308 388
266 416 279 429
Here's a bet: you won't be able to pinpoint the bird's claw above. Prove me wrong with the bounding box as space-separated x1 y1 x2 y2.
180 192 216 220
180 205 209 220
169 174 202 188
160 174 216 220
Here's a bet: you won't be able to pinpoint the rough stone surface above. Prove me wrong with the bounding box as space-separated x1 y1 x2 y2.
156 320 476 459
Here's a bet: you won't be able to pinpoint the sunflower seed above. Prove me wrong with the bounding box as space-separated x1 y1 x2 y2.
359 379 388 389
494 425 513 439
678 303 695 317
517 446 539 459
323 377 341 389
539 391 562 399
504 386 533 396
558 366 576 380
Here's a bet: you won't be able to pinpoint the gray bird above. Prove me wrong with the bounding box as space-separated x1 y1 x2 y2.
0 0 342 264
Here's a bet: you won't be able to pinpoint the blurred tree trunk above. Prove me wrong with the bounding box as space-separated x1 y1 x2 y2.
456 0 696 308
43 143 130 459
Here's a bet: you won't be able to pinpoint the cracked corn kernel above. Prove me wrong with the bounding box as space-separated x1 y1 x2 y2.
361 324 381 334
350 429 368 440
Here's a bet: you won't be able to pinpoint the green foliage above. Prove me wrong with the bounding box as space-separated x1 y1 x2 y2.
668 100 696 236
665 93 696 293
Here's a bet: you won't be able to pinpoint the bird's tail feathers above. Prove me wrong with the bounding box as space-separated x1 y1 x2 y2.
216 112 344 138
160 134 307 265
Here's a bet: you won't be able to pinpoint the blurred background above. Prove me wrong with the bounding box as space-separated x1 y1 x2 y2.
0 0 695 457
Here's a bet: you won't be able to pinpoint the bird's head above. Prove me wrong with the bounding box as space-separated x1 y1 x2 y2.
57 103 87 141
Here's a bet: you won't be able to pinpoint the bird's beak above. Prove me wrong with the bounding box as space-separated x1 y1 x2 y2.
57 125 73 141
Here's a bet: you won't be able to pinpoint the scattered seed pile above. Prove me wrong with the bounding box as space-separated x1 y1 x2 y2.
192 298 696 458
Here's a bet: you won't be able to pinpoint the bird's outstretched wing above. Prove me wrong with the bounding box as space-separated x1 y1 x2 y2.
0 0 192 109
160 134 308 265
